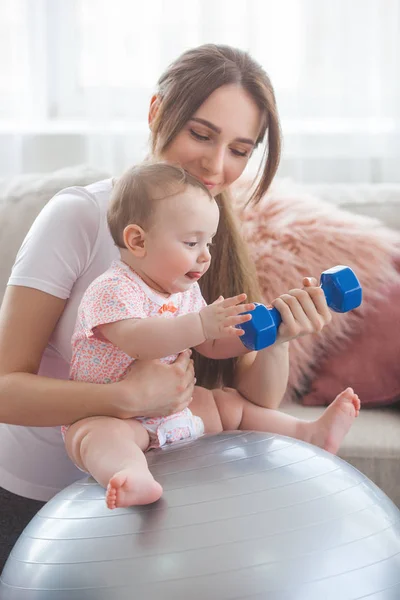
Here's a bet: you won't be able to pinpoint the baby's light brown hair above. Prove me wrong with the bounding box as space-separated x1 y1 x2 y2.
107 162 213 249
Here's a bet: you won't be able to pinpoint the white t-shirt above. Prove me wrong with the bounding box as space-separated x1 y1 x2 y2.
0 179 119 501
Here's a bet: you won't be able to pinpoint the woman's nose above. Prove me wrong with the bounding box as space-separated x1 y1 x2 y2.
202 145 224 175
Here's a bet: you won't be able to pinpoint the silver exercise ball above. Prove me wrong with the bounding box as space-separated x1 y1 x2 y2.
1 431 400 599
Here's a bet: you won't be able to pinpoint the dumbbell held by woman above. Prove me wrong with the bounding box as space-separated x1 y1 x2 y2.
239 265 362 351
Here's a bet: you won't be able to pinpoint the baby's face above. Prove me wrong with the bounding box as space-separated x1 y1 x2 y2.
142 186 219 295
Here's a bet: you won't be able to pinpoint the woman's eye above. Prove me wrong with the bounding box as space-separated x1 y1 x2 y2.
231 148 249 158
190 129 210 142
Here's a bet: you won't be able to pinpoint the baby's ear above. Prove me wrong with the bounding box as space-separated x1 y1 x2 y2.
123 224 146 257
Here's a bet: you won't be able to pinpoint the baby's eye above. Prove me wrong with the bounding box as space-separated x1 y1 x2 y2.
184 241 197 248
207 242 215 249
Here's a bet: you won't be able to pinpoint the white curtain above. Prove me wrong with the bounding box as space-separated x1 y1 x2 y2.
1 0 399 182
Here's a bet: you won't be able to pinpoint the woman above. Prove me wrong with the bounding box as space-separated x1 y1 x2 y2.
0 44 331 568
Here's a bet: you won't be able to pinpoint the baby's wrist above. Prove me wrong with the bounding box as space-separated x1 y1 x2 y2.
199 308 210 341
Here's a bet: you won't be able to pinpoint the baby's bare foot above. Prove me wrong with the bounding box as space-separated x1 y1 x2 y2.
305 388 360 454
106 469 163 509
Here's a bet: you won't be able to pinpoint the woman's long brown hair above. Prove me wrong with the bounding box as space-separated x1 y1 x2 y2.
151 44 282 388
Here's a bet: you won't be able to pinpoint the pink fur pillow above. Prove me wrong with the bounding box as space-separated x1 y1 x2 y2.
233 184 400 405
302 278 400 407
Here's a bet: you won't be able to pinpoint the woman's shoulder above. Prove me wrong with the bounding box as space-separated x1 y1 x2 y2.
25 178 115 250
8 178 117 299
51 178 114 216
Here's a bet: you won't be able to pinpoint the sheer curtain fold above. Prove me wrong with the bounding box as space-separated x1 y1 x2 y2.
0 0 399 180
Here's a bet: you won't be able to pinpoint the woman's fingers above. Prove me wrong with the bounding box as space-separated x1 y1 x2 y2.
271 296 307 337
272 278 332 342
286 288 329 330
301 277 331 321
172 349 192 373
173 351 194 391
172 352 195 412
303 276 318 287
304 286 332 323
174 380 195 411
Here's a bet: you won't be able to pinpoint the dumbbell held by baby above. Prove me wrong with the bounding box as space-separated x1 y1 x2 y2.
240 265 362 351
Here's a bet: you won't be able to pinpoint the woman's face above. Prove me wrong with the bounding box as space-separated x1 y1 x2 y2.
155 85 264 197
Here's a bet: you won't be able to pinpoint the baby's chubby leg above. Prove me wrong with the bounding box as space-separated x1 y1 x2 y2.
191 386 360 455
189 386 243 434
64 416 163 509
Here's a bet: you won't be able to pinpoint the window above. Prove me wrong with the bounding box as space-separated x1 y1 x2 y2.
0 0 30 118
2 0 399 180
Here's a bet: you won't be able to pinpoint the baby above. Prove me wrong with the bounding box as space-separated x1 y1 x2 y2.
64 162 360 509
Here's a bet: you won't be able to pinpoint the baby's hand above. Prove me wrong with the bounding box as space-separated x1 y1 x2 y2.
200 294 255 340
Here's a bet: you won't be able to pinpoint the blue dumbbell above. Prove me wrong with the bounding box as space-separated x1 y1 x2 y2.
240 265 362 351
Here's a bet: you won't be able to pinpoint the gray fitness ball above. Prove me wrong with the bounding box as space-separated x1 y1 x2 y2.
1 431 400 599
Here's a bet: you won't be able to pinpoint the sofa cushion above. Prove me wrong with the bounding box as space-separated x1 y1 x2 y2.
302 275 400 408
300 182 400 230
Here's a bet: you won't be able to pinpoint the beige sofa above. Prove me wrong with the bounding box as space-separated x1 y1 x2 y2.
0 166 399 506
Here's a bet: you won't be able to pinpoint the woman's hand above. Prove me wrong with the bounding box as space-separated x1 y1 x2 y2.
272 277 332 344
115 350 195 419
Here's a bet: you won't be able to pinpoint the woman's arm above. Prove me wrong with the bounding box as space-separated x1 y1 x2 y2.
0 287 195 426
234 344 289 410
233 278 332 410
